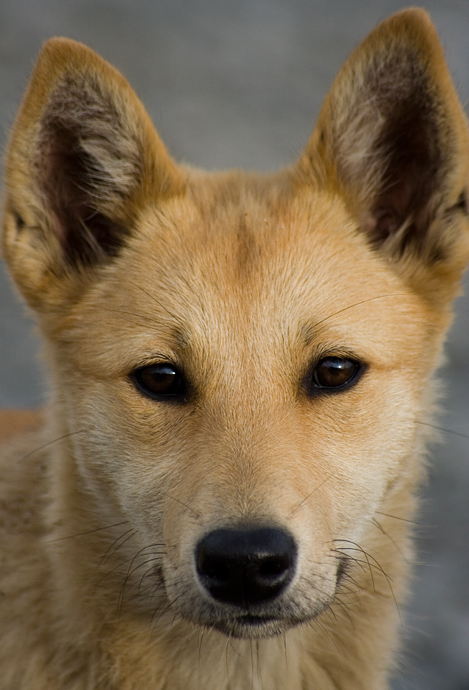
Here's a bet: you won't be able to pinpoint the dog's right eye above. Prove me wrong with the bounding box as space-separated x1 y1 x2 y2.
131 363 188 402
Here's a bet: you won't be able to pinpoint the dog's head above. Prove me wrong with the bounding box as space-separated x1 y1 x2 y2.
3 9 469 639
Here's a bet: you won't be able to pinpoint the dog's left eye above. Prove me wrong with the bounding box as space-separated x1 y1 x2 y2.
307 357 361 392
132 363 187 402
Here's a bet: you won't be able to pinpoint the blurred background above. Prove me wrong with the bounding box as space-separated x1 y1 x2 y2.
0 1 468 687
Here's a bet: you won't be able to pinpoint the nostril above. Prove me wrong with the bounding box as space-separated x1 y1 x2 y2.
259 554 290 579
196 526 297 607
197 552 230 583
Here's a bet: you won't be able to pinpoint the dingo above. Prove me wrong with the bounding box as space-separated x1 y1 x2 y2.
1 8 468 690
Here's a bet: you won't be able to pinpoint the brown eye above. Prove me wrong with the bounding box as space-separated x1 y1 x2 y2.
132 363 187 402
310 357 360 391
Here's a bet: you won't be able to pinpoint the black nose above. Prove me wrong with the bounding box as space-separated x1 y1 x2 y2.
196 527 297 607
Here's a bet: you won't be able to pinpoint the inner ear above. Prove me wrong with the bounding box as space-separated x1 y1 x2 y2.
9 38 180 273
40 117 130 266
364 65 442 254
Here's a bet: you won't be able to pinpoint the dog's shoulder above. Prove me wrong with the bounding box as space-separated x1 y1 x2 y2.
0 410 46 515
0 409 49 574
0 408 45 505
0 408 49 566
0 409 42 443
0 410 56 685
0 412 109 688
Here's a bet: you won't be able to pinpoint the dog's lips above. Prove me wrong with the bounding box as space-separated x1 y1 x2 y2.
193 597 334 639
207 613 293 639
236 614 277 626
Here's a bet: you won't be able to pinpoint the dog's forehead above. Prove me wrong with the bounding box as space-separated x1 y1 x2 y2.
130 182 360 291
79 178 427 364
122 182 398 320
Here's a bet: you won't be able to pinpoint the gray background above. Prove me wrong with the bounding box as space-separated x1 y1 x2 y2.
0 1 468 688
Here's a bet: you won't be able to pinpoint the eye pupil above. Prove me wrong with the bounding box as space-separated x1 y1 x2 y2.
311 357 359 390
133 364 187 401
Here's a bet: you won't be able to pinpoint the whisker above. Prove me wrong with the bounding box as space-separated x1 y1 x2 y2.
198 627 206 662
150 599 174 635
97 555 136 586
97 528 138 570
307 615 340 650
330 596 356 629
19 428 85 463
375 511 418 525
372 518 409 564
313 293 408 329
289 470 337 517
118 543 166 611
137 564 165 596
46 520 130 543
415 420 469 441
165 493 200 519
333 540 401 623
334 541 392 577
128 554 166 591
333 550 388 582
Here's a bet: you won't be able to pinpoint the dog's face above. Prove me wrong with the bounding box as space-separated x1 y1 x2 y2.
59 189 436 638
2 10 469 639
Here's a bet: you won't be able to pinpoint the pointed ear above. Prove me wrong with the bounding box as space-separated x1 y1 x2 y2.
2 38 182 309
300 9 469 300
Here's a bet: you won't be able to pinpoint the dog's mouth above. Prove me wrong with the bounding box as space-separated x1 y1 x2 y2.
200 599 334 639
207 612 294 639
195 590 337 639
237 614 275 625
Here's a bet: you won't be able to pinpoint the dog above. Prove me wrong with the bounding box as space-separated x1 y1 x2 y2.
1 8 468 689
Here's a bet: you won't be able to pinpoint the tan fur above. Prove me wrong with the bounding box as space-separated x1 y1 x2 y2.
0 410 42 442
1 9 468 689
